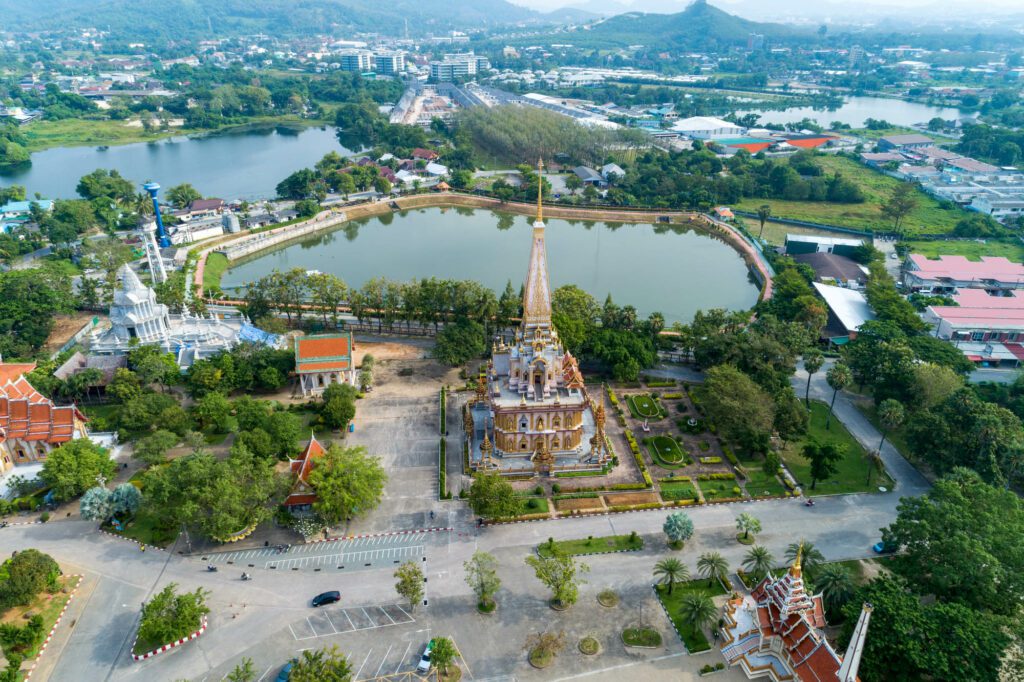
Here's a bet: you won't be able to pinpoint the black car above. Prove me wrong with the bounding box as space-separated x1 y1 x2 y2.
311 590 341 607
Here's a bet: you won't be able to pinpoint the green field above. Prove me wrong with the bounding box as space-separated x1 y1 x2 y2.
537 534 643 557
738 217 839 246
627 394 662 419
203 252 229 291
742 469 789 497
647 435 687 467
697 478 740 501
659 480 698 501
735 155 964 236
655 579 728 653
104 507 178 548
781 401 895 496
903 239 1024 262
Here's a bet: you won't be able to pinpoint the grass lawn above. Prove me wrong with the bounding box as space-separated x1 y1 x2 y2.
522 497 550 514
41 256 83 277
855 401 913 461
21 118 179 151
537 534 642 557
627 394 662 420
655 579 727 653
696 479 740 501
737 217 838 246
203 252 230 291
742 469 790 497
735 155 963 235
105 508 178 548
646 435 687 467
902 239 1024 263
781 401 895 496
622 627 662 648
659 480 698 502
0 574 81 677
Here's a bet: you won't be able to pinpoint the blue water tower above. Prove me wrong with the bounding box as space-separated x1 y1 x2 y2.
142 182 171 247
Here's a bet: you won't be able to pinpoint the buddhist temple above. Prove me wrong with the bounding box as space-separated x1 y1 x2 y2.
0 363 89 473
720 546 871 682
466 160 608 475
283 434 327 515
90 265 280 368
294 332 356 397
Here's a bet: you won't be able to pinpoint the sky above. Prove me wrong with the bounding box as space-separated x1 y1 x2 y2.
510 0 1024 20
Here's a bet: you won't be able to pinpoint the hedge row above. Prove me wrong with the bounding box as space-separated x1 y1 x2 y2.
438 439 451 500
623 430 654 487
698 472 736 481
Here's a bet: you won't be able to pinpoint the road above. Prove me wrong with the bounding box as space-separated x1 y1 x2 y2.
0 361 932 681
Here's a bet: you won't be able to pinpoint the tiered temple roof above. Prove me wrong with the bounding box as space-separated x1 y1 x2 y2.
284 435 327 507
0 364 84 445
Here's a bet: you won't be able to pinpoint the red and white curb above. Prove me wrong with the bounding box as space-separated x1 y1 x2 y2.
131 617 207 661
98 528 167 552
23 574 83 680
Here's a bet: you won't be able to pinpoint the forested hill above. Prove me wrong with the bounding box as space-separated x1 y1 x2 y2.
0 0 584 39
567 0 806 50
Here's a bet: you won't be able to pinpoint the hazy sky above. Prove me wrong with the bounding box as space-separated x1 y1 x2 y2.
511 0 1024 19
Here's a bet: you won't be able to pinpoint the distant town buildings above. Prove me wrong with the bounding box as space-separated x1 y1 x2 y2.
429 52 490 82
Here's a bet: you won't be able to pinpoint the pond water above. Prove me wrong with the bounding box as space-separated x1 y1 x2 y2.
221 207 761 325
737 95 974 128
0 125 349 201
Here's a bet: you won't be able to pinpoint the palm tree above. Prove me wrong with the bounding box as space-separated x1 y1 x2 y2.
653 558 689 596
785 541 825 578
679 592 718 632
825 363 852 430
742 545 774 582
697 552 729 588
756 204 772 239
876 398 905 454
803 350 824 408
814 564 854 616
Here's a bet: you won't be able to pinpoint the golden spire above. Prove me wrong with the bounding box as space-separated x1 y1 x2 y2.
790 542 803 579
536 158 544 224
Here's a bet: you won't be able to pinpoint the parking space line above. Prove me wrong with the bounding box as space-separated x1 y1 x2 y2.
396 642 412 674
256 665 274 682
374 645 393 678
393 603 413 621
361 607 370 624
324 610 340 634
379 606 396 624
342 609 355 630
354 649 373 680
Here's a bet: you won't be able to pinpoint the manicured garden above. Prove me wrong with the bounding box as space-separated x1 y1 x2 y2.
696 478 741 502
781 402 895 496
646 435 688 467
104 507 178 548
655 579 728 653
622 627 662 647
659 480 698 502
537 533 642 557
741 469 790 497
627 394 664 420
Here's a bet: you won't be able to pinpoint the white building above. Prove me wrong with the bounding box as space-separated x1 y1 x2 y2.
373 51 405 75
670 116 744 139
337 49 373 72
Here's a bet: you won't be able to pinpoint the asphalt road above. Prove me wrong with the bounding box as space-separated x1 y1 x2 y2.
0 363 933 681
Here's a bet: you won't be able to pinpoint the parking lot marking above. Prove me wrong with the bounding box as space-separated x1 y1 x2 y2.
396 642 412 674
342 609 356 630
324 610 340 634
374 645 393 678
256 665 274 682
379 606 396 625
394 603 413 621
354 649 373 681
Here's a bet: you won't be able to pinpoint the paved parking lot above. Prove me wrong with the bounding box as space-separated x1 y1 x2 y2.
202 533 433 573
288 603 415 641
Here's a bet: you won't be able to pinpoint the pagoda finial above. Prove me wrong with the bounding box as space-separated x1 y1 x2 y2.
536 158 544 224
790 542 803 579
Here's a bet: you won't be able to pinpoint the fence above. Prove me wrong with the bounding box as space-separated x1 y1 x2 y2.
731 210 897 239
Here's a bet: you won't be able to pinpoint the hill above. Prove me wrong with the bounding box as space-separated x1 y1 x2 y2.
0 0 568 39
568 0 805 50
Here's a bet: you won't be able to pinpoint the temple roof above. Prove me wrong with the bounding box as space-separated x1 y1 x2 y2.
294 333 353 374
0 365 85 445
285 434 327 506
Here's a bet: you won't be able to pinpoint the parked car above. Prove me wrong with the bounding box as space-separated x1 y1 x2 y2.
275 659 295 681
872 540 896 554
416 640 433 673
311 590 341 607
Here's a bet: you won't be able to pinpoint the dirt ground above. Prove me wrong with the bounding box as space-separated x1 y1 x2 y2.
353 340 431 364
43 313 105 355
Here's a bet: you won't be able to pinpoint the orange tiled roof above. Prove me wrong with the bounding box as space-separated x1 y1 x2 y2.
294 334 353 374
296 360 351 372
285 435 327 506
0 365 85 446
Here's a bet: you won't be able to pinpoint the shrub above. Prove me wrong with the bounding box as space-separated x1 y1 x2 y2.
699 441 711 451
39 512 49 523
698 473 736 481
552 483 562 494
0 550 60 609
609 483 649 491
721 445 739 466
699 457 722 465
534 485 543 496
732 486 742 495
663 392 683 400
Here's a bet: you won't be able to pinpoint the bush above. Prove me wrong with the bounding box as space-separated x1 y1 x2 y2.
134 583 210 655
699 457 722 465
0 550 60 609
39 512 49 523
534 485 543 496
732 486 742 495
721 445 739 466
663 392 684 399
552 483 561 494
698 473 736 481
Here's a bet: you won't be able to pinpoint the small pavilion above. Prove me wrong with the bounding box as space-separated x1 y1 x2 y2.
283 435 327 515
294 332 356 396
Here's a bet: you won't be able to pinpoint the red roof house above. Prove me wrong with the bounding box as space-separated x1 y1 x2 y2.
412 148 439 161
284 435 327 510
294 332 356 396
0 363 88 470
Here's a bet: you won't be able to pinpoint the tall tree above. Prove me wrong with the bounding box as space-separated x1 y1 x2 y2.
880 183 919 235
663 511 694 549
309 445 387 526
40 440 116 502
815 563 854 617
756 204 772 239
394 560 425 610
736 512 762 541
802 351 824 407
524 552 589 608
701 365 774 453
288 645 353 682
742 545 774 581
697 552 729 588
802 440 844 490
679 592 718 632
824 362 851 430
467 472 523 519
464 551 502 610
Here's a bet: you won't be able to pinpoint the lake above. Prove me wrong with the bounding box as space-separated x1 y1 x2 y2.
738 95 974 128
0 125 350 201
220 207 761 325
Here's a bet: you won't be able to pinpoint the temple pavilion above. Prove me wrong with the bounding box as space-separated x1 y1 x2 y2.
465 160 609 475
720 546 872 682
